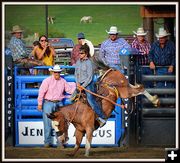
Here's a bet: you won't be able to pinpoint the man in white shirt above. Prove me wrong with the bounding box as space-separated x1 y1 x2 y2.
77 32 94 57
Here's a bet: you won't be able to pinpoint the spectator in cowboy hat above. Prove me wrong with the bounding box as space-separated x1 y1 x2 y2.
132 27 150 64
131 27 152 88
133 27 148 36
99 26 131 74
70 32 94 65
8 25 27 61
148 27 175 88
8 25 44 74
105 26 121 34
37 64 76 148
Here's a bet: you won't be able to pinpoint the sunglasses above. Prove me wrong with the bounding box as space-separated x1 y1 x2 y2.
109 34 117 36
15 32 22 34
54 71 61 73
80 52 85 54
40 39 47 42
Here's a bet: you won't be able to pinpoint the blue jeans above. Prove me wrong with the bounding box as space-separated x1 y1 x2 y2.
42 100 63 146
85 82 106 119
156 67 175 88
141 67 154 88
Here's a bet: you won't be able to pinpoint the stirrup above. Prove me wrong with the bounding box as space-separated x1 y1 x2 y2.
96 117 106 128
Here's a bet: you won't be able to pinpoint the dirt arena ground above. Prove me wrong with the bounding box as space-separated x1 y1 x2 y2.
4 146 166 161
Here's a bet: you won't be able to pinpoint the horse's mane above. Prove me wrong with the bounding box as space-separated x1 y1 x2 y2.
58 102 76 110
56 102 84 116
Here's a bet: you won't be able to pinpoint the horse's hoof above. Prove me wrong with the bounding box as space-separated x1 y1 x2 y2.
119 145 128 151
84 153 89 157
155 99 160 107
153 98 160 107
66 153 75 157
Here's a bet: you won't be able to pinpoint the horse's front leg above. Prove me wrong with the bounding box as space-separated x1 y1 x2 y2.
85 128 93 157
68 129 84 157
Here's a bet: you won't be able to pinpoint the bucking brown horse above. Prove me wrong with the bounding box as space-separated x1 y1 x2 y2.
47 69 160 157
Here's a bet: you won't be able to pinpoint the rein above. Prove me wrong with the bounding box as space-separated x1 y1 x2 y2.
81 68 125 109
69 101 80 123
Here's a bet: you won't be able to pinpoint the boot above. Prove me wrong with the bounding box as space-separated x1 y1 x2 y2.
97 117 106 128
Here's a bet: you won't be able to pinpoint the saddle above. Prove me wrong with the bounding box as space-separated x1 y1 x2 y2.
70 89 88 104
71 67 112 106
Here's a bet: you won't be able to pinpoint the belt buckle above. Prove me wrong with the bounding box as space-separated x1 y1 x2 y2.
52 100 59 103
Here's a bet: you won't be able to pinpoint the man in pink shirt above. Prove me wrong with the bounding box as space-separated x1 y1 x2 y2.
37 64 75 148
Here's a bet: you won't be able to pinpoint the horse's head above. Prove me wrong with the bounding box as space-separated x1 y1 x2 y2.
47 111 69 144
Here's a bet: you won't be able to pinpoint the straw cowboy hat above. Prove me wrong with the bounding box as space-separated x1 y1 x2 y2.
133 27 148 36
49 65 63 72
155 28 171 38
10 25 24 34
106 26 121 35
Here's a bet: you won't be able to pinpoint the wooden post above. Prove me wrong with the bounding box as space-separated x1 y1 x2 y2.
164 18 175 43
143 17 154 44
45 5 48 38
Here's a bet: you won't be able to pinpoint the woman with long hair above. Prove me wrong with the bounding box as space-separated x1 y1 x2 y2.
33 35 56 66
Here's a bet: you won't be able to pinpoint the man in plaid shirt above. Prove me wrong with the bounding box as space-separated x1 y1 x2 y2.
131 27 152 88
99 26 131 74
131 27 151 65
8 25 44 71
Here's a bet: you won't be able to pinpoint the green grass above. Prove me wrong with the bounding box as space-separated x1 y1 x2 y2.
5 4 142 45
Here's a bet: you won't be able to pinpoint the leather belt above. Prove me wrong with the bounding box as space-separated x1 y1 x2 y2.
45 99 60 103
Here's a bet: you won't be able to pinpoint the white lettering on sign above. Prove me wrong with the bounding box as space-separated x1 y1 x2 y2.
7 110 12 114
19 122 44 144
6 72 13 131
7 76 12 81
68 121 115 144
18 121 115 145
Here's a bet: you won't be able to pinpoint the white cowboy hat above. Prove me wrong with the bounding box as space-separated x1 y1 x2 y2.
106 26 121 35
155 28 171 38
10 25 24 34
133 27 148 36
49 64 63 72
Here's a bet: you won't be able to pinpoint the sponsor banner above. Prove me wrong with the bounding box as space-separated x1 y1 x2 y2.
6 64 14 129
19 122 44 144
18 121 115 145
